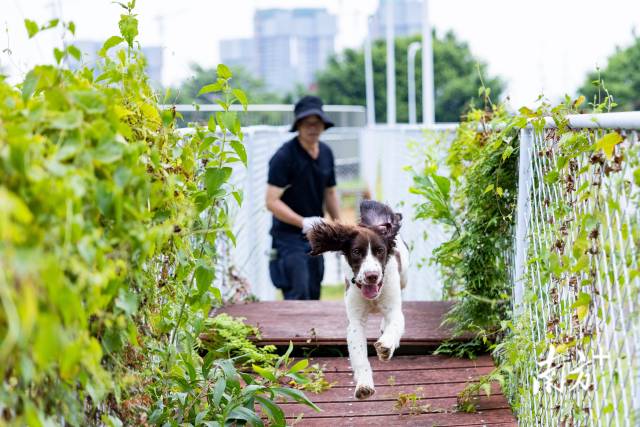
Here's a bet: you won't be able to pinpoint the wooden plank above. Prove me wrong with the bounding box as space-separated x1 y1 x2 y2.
299 413 517 427
323 365 495 387
306 382 503 403
218 301 471 345
278 394 510 419
310 354 495 372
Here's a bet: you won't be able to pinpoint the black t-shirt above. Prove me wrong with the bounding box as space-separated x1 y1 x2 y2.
268 137 336 236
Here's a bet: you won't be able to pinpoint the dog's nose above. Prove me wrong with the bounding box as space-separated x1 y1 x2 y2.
364 271 379 284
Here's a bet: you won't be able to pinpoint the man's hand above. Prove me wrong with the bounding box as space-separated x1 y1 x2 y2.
301 216 324 234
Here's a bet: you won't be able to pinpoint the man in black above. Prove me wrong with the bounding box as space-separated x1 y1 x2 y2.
266 96 341 300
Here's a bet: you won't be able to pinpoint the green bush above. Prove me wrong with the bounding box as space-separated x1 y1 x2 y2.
0 3 319 425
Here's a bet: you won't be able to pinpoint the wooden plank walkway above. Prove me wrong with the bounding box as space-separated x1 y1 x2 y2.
219 301 516 426
220 301 471 347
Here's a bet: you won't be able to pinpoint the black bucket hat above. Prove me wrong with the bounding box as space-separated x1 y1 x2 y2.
289 95 335 132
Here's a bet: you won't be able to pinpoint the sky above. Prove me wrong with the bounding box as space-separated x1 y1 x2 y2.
2 0 640 109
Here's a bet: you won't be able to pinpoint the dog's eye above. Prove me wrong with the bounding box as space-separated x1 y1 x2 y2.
374 246 385 255
352 248 362 257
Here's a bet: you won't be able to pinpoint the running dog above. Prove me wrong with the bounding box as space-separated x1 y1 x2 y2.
308 200 409 399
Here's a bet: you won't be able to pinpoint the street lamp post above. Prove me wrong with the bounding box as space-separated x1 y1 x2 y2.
364 16 376 126
385 0 396 125
407 41 421 124
421 0 435 125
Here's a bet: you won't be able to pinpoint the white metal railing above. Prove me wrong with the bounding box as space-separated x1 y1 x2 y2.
513 112 640 425
165 104 367 128
191 123 455 301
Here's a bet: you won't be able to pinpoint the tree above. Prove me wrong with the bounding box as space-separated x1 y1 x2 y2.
316 31 504 123
578 36 640 111
169 64 282 104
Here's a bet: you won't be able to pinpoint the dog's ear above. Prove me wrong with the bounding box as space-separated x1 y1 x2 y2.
369 212 402 240
308 222 358 256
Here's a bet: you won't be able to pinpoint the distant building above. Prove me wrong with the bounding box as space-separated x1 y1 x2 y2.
371 0 423 40
220 38 257 76
69 40 164 85
219 8 337 93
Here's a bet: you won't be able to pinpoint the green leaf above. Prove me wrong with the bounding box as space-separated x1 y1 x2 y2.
67 45 81 61
53 48 64 64
230 141 247 166
543 170 559 185
501 145 514 161
252 364 277 382
212 286 222 303
217 64 232 79
219 359 240 390
595 132 622 159
197 82 223 97
481 382 492 397
21 70 39 103
548 252 562 277
571 292 591 308
44 19 59 30
232 190 243 206
99 36 124 57
287 358 308 374
483 184 494 194
219 111 237 131
207 114 217 132
212 377 226 406
633 168 640 186
50 110 83 130
518 106 536 118
195 265 215 294
232 88 248 111
67 21 76 35
254 396 285 426
273 387 321 412
70 90 106 114
115 289 139 316
227 407 263 427
118 14 139 48
204 167 232 197
24 19 39 38
276 341 294 369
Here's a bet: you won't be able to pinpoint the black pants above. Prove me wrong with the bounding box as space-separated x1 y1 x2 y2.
269 233 324 300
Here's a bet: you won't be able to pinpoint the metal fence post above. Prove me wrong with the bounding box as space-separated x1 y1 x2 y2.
513 128 533 314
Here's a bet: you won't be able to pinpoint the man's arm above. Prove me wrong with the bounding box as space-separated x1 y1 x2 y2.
324 186 341 221
265 184 304 228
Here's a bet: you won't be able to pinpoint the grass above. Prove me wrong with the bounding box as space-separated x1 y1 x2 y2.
320 284 345 301
273 283 345 301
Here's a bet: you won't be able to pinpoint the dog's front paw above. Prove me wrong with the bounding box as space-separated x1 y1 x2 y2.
355 384 375 400
374 340 394 361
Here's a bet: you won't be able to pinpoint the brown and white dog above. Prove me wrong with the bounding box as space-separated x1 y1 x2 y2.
308 200 409 399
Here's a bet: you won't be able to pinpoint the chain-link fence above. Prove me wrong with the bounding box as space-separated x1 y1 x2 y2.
513 114 640 426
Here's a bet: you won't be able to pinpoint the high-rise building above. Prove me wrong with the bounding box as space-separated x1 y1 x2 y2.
219 38 257 76
371 0 423 40
69 40 164 85
219 8 337 93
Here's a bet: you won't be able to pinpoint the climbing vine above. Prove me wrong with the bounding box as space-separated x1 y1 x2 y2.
0 3 320 425
413 82 640 424
411 94 522 340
